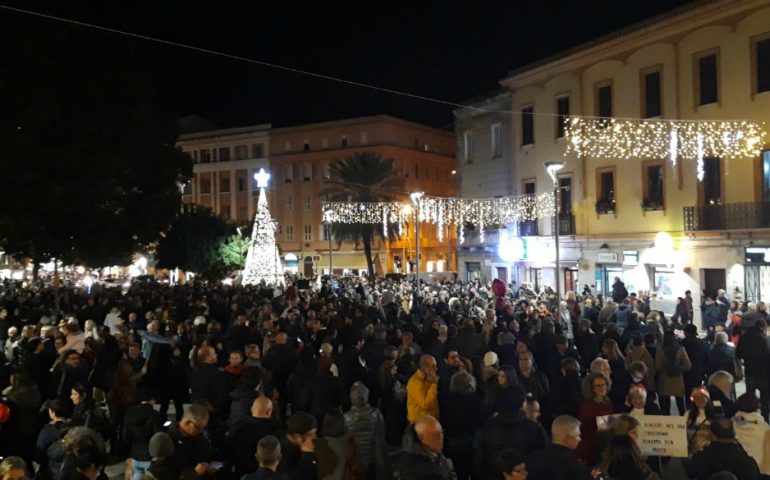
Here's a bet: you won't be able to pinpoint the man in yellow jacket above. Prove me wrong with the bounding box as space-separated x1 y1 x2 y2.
407 354 439 423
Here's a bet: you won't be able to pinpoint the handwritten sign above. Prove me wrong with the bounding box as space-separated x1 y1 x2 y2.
597 414 688 458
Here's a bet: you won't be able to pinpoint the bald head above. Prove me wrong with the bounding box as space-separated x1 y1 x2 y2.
414 415 443 453
275 332 288 345
251 396 273 418
419 354 437 370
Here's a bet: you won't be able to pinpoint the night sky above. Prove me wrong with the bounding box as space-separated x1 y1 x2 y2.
2 0 696 130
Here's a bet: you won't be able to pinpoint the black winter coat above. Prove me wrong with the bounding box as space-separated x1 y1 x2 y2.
475 412 547 480
686 441 760 480
736 328 770 379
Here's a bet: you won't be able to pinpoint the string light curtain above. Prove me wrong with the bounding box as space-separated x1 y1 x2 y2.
564 118 767 171
322 192 555 243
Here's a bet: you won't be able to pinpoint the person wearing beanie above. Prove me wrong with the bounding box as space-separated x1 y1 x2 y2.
686 415 760 480
732 393 770 475
343 382 388 479
475 384 546 480
278 412 318 480
144 433 179 480
241 435 282 480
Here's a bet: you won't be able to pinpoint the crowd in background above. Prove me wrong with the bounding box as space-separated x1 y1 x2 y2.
0 274 769 480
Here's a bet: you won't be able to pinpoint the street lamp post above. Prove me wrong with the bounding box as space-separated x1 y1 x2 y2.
324 209 333 277
545 162 565 301
410 192 424 290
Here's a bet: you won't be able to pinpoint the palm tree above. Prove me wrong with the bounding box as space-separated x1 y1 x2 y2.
320 151 404 279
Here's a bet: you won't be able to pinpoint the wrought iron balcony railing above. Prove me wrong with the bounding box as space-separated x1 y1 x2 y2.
552 214 576 235
683 202 770 231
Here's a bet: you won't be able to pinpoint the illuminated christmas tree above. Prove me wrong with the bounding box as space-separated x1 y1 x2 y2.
242 168 284 286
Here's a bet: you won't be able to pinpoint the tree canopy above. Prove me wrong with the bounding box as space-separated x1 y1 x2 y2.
321 151 404 278
0 14 192 267
156 206 246 281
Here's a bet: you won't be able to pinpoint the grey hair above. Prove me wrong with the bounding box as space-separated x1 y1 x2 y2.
551 415 581 442
715 331 728 345
449 371 477 394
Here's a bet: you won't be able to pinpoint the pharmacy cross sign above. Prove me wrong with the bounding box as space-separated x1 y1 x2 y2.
254 168 270 189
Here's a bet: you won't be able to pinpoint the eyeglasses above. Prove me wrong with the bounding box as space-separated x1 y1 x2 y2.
593 383 607 388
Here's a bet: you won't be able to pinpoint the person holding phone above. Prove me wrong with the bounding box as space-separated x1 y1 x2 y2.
406 355 439 423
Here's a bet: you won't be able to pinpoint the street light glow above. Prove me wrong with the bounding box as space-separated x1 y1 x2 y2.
544 161 565 184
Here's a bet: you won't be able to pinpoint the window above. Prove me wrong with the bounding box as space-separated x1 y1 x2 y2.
703 157 722 205
303 194 311 211
414 163 419 179
642 69 662 118
304 225 312 241
218 147 230 162
596 168 616 213
464 131 474 163
188 150 198 163
761 150 770 201
753 35 770 95
596 84 613 118
220 176 230 193
285 225 294 241
491 123 502 157
302 164 311 182
518 181 538 236
696 52 719 106
234 145 248 160
341 136 348 147
361 131 368 144
521 106 534 146
559 177 572 215
287 196 294 212
284 165 294 183
251 143 264 158
238 206 247 221
323 162 331 180
322 224 332 241
237 177 245 192
556 96 570 138
199 149 212 163
642 162 664 210
303 141 310 152
200 179 211 194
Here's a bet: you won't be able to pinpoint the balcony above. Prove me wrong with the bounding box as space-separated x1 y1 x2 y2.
552 214 576 236
683 202 770 231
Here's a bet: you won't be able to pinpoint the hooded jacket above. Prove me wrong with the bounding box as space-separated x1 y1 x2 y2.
733 410 770 475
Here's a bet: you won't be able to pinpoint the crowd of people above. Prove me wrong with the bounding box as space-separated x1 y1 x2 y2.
0 274 769 480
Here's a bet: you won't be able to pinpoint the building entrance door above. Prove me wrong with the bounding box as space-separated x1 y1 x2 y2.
702 268 726 300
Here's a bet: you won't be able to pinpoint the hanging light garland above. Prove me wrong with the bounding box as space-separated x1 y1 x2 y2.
322 192 555 242
565 117 767 176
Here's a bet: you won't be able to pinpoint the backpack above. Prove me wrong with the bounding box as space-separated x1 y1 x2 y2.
663 347 683 376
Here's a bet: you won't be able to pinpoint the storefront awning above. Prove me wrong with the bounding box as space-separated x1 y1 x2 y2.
314 253 371 270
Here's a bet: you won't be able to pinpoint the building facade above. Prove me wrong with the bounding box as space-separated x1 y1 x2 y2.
491 0 770 318
453 91 517 283
179 115 457 276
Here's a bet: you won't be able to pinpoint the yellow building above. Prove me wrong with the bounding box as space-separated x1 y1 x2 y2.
492 0 770 316
178 115 457 276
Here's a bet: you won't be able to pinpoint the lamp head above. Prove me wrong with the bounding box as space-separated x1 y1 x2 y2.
544 162 565 183
410 191 424 204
